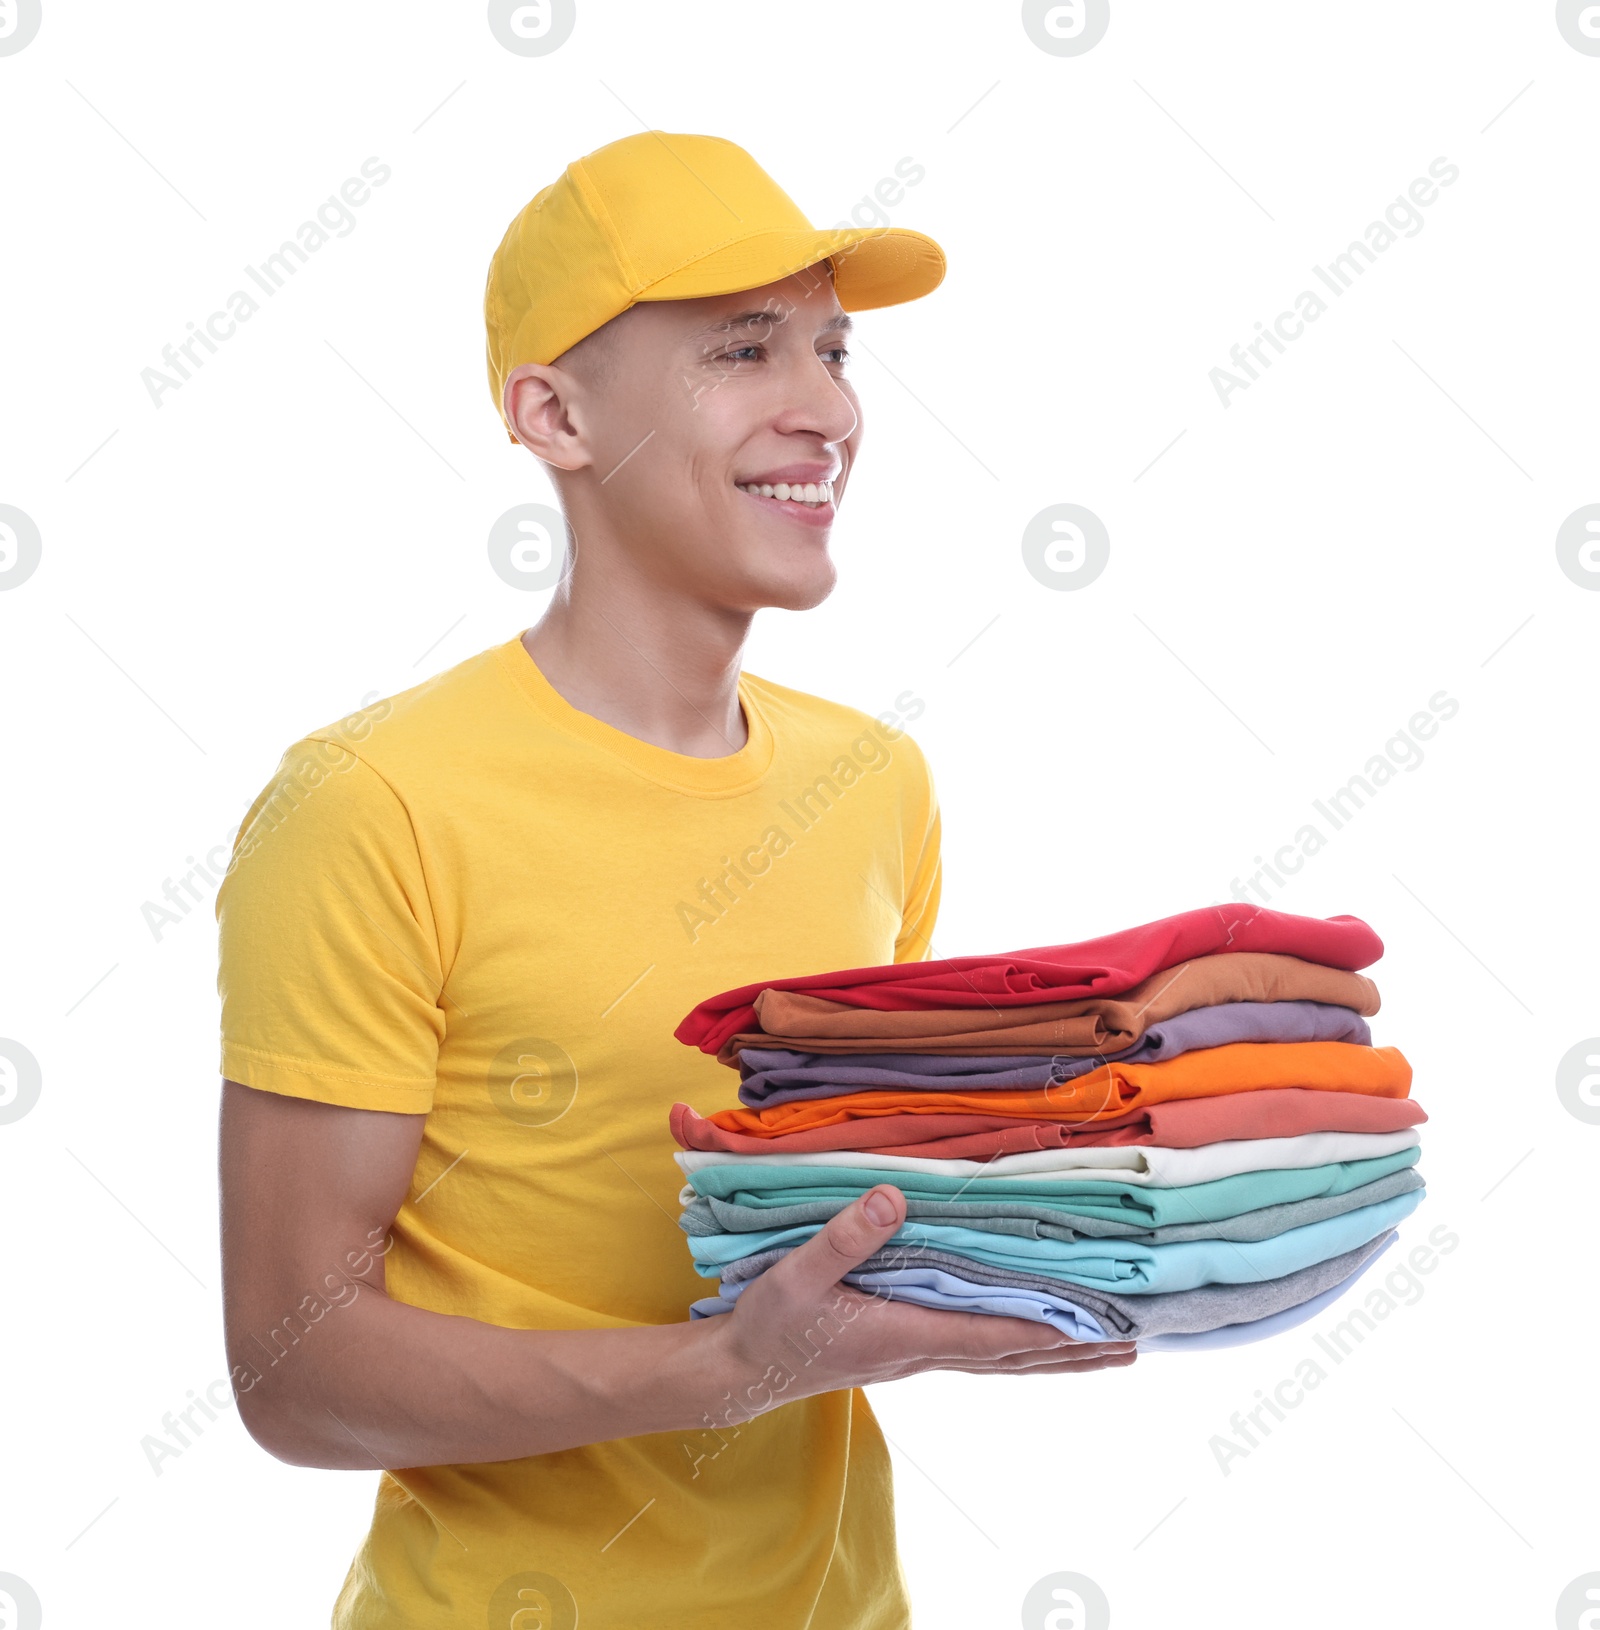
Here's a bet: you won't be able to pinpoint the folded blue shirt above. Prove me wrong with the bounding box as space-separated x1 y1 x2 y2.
1139 1231 1396 1350
694 1266 1112 1340
686 1188 1422 1294
687 1232 1400 1350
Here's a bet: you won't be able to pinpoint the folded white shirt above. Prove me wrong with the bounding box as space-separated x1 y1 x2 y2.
673 1127 1420 1190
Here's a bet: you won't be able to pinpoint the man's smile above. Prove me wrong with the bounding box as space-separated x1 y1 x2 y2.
734 465 837 525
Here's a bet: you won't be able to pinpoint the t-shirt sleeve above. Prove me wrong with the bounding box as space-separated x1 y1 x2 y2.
215 736 444 1114
893 738 942 965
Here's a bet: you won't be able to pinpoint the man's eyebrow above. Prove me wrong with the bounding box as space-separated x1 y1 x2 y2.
691 308 790 340
688 308 854 341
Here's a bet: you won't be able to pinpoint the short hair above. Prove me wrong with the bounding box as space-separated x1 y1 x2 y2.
553 311 625 390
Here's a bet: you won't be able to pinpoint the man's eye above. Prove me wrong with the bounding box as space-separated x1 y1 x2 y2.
822 347 851 365
722 346 761 363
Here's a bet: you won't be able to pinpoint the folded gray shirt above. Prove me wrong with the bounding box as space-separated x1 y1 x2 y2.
736 1000 1375 1107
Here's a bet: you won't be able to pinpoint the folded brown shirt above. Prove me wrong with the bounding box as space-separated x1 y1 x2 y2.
715 952 1380 1066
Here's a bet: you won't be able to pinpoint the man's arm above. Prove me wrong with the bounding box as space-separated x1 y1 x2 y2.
220 1082 1133 1471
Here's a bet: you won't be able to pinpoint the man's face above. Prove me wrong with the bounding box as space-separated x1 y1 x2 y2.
567 269 862 613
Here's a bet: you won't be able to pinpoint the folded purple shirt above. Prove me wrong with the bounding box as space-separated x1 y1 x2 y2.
736 1000 1375 1108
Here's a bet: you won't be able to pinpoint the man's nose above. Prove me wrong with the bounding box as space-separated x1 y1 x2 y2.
773 352 859 446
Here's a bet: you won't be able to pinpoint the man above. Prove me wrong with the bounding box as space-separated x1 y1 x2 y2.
216 131 1134 1630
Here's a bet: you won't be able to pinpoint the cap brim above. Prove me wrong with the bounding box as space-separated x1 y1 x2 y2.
635 226 945 312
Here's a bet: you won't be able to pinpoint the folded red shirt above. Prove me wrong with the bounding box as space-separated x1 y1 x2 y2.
674 903 1383 1057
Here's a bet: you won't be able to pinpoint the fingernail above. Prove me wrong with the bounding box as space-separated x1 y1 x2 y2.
862 1190 896 1226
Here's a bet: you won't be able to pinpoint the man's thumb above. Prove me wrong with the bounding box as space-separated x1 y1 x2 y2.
782 1184 906 1297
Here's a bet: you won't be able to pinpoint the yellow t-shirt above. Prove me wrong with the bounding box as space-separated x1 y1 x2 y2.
215 632 941 1630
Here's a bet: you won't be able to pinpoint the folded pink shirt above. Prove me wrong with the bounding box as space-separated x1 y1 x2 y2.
674 904 1384 1057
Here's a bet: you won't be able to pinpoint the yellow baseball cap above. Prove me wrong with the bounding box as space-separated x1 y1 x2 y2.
484 131 946 441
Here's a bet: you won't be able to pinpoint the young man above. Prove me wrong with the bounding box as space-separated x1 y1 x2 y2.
216 131 1134 1630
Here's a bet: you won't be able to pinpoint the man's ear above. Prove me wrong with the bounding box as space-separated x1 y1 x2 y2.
504 363 589 471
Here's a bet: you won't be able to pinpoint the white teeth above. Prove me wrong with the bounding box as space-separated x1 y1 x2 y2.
738 479 835 505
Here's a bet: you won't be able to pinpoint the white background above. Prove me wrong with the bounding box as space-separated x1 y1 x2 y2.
2 2 1597 1626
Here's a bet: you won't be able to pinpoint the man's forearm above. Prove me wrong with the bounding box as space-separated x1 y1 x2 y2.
232 1285 756 1470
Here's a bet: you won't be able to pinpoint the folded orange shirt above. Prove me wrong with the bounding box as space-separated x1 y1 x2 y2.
688 1041 1411 1141
670 1086 1428 1157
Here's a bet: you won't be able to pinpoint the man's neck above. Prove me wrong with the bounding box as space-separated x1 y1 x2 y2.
520 584 753 759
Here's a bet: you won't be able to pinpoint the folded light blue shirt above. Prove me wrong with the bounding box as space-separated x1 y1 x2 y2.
696 1266 1112 1341
1139 1231 1396 1350
687 1232 1401 1350
687 1225 1401 1343
686 1187 1422 1294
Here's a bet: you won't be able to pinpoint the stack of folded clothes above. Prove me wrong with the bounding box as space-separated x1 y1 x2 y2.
668 904 1426 1350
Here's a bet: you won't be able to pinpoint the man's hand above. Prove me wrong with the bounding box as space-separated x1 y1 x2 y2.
221 1084 1132 1471
704 1183 1136 1415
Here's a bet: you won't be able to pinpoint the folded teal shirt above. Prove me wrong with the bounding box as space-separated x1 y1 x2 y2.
680 1166 1424 1246
684 1147 1421 1230
686 1187 1424 1294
